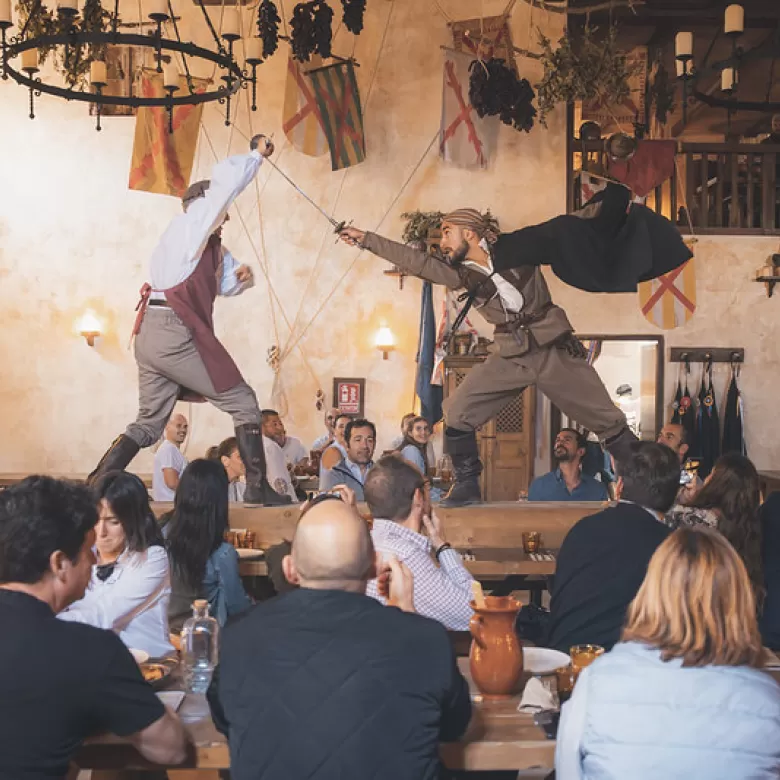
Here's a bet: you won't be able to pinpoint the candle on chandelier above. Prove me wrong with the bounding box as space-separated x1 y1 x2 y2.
57 0 78 11
724 4 744 35
0 0 13 24
676 59 687 78
163 60 179 89
21 48 38 71
675 31 693 58
721 67 736 92
222 8 240 37
148 0 168 18
90 60 107 85
245 37 263 63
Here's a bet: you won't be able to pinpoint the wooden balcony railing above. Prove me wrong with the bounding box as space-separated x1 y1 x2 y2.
569 140 780 235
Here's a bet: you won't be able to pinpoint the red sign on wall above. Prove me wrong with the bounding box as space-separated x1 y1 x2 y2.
333 377 365 417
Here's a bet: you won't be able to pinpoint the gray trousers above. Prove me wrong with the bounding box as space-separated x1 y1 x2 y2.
444 342 627 441
125 307 260 448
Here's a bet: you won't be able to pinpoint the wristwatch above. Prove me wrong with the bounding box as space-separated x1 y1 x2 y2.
435 542 452 561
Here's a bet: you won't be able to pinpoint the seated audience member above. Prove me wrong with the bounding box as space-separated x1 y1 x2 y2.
207 495 471 780
556 526 780 780
390 412 417 449
152 413 189 501
320 412 352 473
261 408 308 466
166 459 252 630
546 441 678 653
657 421 702 503
0 476 187 776
311 407 340 453
320 419 377 500
59 471 174 658
760 491 780 649
396 416 442 502
529 428 609 502
364 455 474 630
666 452 764 603
207 435 296 503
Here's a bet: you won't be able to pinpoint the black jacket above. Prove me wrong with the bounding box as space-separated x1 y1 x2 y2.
208 588 471 780
760 493 780 649
493 183 693 293
546 502 672 653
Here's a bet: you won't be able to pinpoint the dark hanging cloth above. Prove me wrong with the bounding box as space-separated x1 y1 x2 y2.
492 183 693 294
696 364 720 479
415 281 443 425
672 373 697 457
722 366 746 456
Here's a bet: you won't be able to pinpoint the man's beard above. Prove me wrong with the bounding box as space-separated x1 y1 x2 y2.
554 448 575 463
447 240 470 267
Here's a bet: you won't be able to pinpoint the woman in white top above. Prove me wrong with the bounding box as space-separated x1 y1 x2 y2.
59 471 174 658
320 413 351 476
207 436 297 503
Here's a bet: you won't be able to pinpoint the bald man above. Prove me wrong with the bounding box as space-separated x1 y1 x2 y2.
152 413 188 501
208 498 471 780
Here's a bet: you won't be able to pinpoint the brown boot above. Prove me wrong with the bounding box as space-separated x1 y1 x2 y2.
439 428 483 508
235 424 292 506
604 427 639 468
86 434 140 487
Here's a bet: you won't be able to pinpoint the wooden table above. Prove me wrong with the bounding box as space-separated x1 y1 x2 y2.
75 659 553 776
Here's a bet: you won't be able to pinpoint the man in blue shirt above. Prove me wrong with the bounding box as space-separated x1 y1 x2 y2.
529 428 609 502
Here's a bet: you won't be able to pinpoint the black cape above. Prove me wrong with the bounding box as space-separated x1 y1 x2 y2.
722 370 746 456
493 183 693 292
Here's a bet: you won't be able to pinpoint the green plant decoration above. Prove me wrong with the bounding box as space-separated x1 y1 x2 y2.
401 211 444 246
16 0 115 87
536 24 636 126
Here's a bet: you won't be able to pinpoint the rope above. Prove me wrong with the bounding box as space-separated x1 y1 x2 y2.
280 0 395 361
280 129 441 361
431 0 452 24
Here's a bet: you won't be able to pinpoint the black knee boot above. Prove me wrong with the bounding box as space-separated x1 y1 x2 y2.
440 427 483 508
235 424 292 506
604 426 638 468
86 435 141 487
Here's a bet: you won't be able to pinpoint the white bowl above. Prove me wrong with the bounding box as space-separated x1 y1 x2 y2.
129 648 149 665
523 647 571 676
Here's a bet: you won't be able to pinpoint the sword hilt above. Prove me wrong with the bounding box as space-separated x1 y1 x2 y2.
333 219 354 243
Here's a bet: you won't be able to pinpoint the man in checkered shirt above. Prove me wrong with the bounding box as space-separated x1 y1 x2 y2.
364 455 474 630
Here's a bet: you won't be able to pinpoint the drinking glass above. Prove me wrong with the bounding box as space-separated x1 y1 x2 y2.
522 531 542 554
569 644 604 673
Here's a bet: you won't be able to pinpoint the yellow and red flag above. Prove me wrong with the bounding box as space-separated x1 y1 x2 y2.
638 256 697 329
283 55 328 157
128 73 206 197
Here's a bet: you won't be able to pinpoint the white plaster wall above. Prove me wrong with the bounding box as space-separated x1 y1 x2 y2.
0 0 568 472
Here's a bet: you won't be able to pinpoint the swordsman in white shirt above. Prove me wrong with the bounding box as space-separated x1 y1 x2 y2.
88 134 290 506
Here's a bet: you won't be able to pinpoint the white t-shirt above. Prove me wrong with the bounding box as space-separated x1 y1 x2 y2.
153 440 188 501
226 438 298 503
281 436 308 466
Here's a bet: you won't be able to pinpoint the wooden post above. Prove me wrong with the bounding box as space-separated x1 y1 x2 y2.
763 153 776 232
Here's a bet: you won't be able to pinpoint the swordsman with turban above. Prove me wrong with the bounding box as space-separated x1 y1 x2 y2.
87 134 291 506
340 184 692 506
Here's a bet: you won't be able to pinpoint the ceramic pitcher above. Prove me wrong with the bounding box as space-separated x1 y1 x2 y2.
469 596 523 698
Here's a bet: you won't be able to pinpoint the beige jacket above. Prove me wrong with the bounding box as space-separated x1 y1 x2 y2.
364 232 572 358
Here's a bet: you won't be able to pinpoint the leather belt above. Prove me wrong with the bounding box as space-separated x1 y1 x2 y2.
147 299 171 308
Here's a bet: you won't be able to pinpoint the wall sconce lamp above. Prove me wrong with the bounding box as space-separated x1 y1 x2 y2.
375 325 395 360
78 311 102 347
755 254 780 298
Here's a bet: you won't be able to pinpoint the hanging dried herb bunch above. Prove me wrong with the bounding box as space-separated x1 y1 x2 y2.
257 0 281 59
290 0 333 62
469 58 536 133
536 24 636 126
648 60 675 126
401 211 444 246
16 0 114 87
341 0 366 35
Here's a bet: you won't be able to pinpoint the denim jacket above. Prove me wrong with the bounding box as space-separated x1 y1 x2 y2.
169 542 251 630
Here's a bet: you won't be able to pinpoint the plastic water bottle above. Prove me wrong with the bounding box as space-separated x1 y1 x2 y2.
180 599 218 694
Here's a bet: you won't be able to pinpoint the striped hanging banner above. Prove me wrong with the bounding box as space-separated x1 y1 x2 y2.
282 55 328 157
638 256 697 329
308 61 366 171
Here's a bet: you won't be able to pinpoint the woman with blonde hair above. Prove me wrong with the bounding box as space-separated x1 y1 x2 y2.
556 526 780 780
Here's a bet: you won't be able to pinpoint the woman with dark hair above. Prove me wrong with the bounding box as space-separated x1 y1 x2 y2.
396 417 441 502
58 470 174 657
666 452 764 603
556 526 780 779
166 458 251 630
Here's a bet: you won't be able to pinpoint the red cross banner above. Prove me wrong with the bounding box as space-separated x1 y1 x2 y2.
440 48 499 170
282 55 328 158
638 254 697 329
451 14 517 74
128 74 206 196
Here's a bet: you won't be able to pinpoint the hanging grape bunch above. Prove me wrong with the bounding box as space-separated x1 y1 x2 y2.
341 0 366 35
257 0 281 59
290 0 334 62
469 58 536 133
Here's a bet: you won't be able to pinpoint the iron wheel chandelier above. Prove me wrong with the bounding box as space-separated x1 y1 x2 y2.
0 0 265 132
